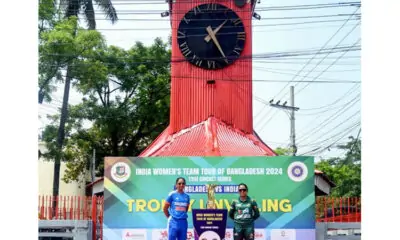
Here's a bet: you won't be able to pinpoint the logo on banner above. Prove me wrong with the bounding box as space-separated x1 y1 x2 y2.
187 230 194 240
122 229 146 240
226 229 263 240
254 229 265 240
287 161 308 182
111 162 131 183
151 229 168 240
270 229 296 240
151 229 194 240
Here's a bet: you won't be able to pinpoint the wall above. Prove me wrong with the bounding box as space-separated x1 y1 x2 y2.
38 142 86 196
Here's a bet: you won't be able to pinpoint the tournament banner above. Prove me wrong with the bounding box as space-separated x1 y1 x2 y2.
192 209 227 240
103 156 315 240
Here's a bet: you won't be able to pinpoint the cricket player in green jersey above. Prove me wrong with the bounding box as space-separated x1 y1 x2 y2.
228 183 260 240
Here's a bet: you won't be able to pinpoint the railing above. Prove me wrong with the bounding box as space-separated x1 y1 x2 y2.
316 197 361 223
38 195 104 240
38 195 361 239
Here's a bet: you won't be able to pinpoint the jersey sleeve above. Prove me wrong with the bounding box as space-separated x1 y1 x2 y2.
229 200 236 220
186 194 191 212
252 199 260 220
165 191 174 204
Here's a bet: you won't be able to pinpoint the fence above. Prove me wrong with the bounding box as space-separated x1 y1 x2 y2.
38 195 104 239
316 197 361 223
38 196 361 239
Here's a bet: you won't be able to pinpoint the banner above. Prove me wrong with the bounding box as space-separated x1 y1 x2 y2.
103 156 315 240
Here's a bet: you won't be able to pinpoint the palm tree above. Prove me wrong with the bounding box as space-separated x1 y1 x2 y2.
61 0 118 30
50 0 118 211
38 0 118 103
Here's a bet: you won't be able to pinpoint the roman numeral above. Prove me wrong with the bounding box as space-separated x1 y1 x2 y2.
183 16 190 24
180 42 188 48
194 6 202 15
207 3 217 11
177 31 186 39
195 59 203 67
232 18 242 26
237 32 246 41
233 47 242 55
180 42 192 57
207 60 216 69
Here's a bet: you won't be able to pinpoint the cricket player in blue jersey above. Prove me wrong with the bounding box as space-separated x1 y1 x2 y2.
163 177 191 240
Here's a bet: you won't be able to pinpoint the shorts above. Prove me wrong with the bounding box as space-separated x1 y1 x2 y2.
168 217 188 240
233 225 254 240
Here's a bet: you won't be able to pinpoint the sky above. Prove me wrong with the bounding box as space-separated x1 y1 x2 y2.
38 0 361 161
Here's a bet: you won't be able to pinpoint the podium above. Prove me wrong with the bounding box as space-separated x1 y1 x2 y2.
192 209 228 240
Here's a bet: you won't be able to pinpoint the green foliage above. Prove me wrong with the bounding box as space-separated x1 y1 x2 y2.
59 0 118 30
39 0 119 198
38 0 118 103
315 136 361 197
39 0 59 33
274 136 361 197
42 38 171 183
274 147 294 156
39 16 105 103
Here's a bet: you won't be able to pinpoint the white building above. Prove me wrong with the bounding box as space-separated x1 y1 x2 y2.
38 142 86 197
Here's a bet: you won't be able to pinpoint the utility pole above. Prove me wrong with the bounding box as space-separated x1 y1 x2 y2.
290 86 296 155
269 86 300 155
91 148 96 183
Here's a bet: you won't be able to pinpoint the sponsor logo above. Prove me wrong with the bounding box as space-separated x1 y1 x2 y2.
122 229 146 240
151 229 194 240
287 161 308 182
111 162 131 183
270 229 296 240
254 229 265 240
187 230 194 240
151 229 168 240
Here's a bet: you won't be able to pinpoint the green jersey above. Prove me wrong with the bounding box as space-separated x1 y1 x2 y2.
228 196 260 226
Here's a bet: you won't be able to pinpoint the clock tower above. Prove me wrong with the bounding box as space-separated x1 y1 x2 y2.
170 0 253 133
140 0 276 156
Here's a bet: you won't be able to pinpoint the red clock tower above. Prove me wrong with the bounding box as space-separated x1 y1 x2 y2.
140 0 276 157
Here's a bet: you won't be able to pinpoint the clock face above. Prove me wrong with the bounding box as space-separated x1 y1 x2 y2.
177 3 246 70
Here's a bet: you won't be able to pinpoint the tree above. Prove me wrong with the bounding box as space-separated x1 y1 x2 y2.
39 0 60 103
60 0 118 30
274 136 361 197
39 0 118 209
274 147 293 156
42 38 171 183
39 0 118 103
39 0 58 34
40 15 105 168
315 136 361 197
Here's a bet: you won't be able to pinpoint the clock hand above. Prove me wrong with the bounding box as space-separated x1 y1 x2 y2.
204 20 228 43
206 26 229 64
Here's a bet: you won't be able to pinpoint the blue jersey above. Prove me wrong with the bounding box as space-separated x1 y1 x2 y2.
166 191 190 220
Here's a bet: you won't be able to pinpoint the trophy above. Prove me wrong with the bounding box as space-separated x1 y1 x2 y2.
193 183 227 240
206 184 218 209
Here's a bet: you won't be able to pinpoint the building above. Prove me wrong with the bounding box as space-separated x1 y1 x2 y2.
38 142 86 197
